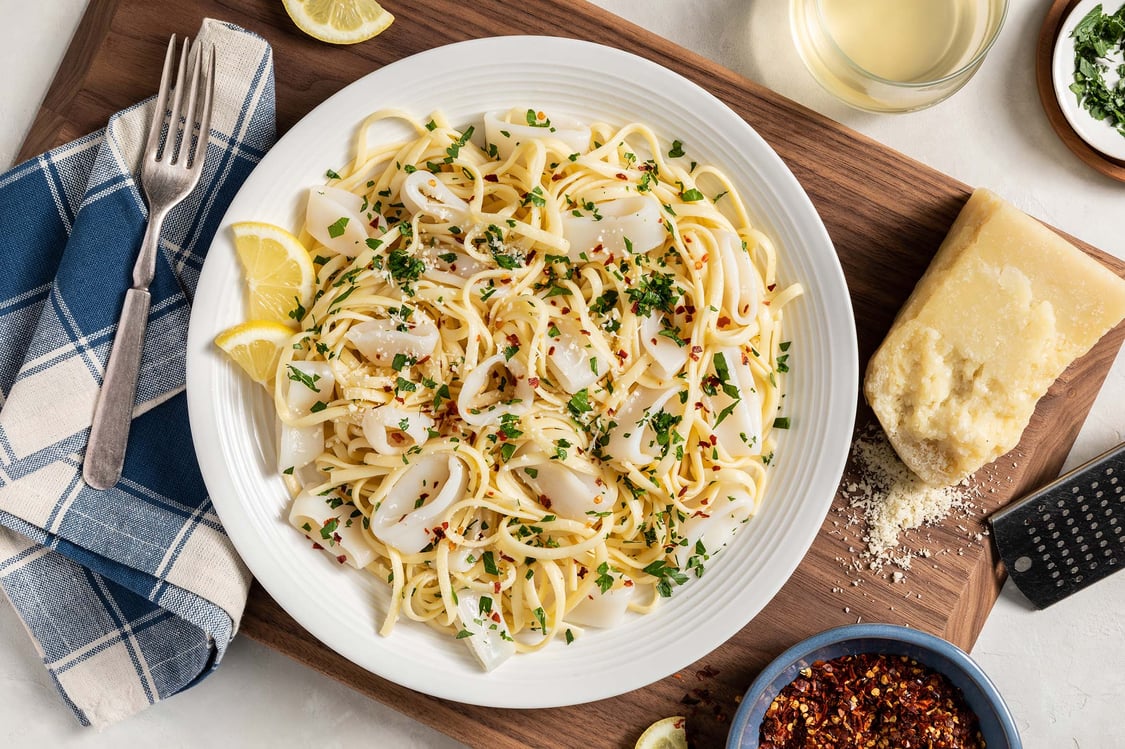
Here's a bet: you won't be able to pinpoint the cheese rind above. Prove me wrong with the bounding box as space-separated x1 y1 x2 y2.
864 188 1125 486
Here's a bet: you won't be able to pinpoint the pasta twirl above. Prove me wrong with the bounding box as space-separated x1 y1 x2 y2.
273 107 801 670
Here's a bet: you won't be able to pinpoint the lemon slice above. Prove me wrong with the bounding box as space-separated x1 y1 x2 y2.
282 0 394 45
230 221 316 327
214 320 294 385
635 716 688 749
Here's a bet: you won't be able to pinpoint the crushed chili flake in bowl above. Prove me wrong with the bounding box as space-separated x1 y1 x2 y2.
760 653 983 748
726 624 1021 749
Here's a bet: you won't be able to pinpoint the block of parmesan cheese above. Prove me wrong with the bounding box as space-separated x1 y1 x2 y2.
864 188 1125 486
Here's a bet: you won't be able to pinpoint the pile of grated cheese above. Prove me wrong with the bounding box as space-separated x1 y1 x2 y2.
839 425 978 570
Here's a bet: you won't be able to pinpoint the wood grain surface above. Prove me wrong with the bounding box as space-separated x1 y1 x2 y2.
21 1 1125 747
1036 0 1125 183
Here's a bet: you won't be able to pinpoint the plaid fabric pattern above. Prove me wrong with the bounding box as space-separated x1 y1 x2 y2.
0 19 275 728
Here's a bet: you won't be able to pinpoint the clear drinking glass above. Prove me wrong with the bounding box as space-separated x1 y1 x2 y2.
790 0 1009 113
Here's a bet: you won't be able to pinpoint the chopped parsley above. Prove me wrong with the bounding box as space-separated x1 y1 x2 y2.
387 248 425 287
567 388 592 419
286 365 321 392
1069 3 1125 137
327 216 349 238
642 559 688 598
626 271 678 318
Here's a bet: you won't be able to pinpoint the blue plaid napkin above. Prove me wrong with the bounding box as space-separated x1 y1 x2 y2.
0 19 275 727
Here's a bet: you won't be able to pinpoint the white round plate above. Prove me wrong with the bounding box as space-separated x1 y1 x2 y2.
1052 0 1125 162
186 35 858 708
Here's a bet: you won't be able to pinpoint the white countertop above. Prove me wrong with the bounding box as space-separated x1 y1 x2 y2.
2 2 1123 747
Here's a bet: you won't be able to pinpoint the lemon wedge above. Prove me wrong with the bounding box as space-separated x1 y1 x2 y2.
214 320 294 385
282 0 394 45
230 221 316 327
635 716 688 749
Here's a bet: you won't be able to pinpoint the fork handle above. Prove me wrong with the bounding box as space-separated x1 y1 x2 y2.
83 288 152 490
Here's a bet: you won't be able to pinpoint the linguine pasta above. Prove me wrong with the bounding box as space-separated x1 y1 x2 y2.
271 107 801 670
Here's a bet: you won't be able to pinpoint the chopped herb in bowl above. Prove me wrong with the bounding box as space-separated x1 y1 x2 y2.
1069 2 1125 137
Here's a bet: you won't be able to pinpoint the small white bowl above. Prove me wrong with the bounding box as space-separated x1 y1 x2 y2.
1052 0 1125 162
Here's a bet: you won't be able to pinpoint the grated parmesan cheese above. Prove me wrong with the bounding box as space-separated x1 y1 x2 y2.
839 425 978 570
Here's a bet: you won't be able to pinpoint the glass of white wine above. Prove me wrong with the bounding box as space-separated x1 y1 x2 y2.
790 0 1009 113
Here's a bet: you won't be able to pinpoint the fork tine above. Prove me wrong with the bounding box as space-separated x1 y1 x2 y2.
178 42 204 165
190 47 216 172
165 37 192 164
144 35 177 159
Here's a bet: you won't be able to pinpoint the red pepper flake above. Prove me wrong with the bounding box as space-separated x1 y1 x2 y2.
336 555 347 564
615 172 628 180
311 542 323 550
577 565 588 579
528 377 541 388
709 434 718 446
551 173 565 181
767 283 777 291
616 349 628 360
690 345 703 361
493 581 502 594
484 173 499 182
758 652 984 749
718 316 731 327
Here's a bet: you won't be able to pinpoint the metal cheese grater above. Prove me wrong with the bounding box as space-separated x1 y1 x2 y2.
988 441 1125 609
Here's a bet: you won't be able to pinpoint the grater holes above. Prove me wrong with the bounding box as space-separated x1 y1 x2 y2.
1013 556 1032 573
1081 504 1090 513
1091 481 1099 489
1037 544 1046 553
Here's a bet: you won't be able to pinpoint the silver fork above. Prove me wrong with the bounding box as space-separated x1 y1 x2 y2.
83 36 216 491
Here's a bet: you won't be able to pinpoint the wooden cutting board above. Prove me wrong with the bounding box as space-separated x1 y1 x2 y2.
23 1 1125 747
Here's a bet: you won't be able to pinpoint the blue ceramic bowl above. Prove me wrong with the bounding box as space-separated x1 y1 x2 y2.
726 623 1021 748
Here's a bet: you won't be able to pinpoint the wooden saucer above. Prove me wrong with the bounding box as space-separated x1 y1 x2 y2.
1037 0 1125 182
